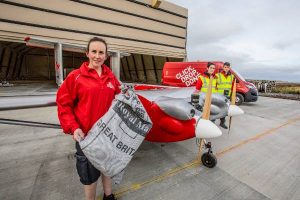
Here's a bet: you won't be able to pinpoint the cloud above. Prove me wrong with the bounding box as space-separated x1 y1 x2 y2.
168 0 300 82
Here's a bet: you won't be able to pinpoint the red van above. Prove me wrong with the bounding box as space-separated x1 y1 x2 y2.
161 61 258 105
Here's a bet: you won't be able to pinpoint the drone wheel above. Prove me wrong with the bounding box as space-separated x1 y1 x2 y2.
201 152 217 168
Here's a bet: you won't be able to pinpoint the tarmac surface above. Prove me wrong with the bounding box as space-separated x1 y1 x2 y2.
0 82 300 200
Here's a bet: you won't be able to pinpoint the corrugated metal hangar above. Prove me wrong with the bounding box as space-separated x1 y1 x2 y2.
0 0 187 85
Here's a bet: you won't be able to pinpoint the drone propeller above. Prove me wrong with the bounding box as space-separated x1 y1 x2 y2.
195 76 222 161
227 79 244 133
228 79 236 133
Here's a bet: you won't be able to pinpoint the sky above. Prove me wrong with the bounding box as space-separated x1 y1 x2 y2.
168 0 300 82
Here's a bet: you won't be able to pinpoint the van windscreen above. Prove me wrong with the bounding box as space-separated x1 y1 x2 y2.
232 68 246 81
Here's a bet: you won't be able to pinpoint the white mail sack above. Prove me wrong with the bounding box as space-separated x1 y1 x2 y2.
79 87 152 180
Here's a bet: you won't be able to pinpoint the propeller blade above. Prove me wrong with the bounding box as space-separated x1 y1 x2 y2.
228 79 237 135
228 79 246 134
231 79 237 105
228 79 244 116
228 116 232 133
202 76 213 120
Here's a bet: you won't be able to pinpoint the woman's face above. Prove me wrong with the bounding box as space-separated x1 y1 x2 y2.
207 64 216 75
86 41 107 68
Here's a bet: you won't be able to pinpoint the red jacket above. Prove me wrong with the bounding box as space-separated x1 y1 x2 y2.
56 62 121 135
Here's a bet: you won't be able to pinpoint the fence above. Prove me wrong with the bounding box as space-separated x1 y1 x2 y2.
247 80 276 93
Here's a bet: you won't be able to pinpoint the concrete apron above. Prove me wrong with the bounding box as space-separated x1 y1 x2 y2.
0 96 299 200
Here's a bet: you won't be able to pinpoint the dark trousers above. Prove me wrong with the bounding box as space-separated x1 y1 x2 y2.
220 117 226 124
75 142 101 185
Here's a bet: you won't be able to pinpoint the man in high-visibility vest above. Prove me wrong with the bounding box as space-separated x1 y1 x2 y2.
217 62 235 129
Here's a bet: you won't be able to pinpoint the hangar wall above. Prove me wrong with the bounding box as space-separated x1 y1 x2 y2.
0 0 187 84
0 41 182 84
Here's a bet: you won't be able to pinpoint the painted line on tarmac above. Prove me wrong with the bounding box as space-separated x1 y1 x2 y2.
112 116 300 199
216 116 300 157
114 160 200 198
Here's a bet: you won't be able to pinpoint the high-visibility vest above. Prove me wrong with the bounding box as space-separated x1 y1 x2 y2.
199 75 218 93
217 73 234 96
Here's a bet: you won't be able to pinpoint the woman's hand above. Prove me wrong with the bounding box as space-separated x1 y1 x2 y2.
73 128 85 142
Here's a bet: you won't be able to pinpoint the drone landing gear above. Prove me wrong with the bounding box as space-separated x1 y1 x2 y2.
197 139 217 168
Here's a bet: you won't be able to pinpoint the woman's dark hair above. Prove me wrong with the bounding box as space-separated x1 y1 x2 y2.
207 62 215 68
223 62 231 67
86 37 108 55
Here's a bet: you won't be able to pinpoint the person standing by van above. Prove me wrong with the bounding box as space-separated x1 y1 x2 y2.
195 62 218 93
56 37 120 200
217 62 235 129
194 62 219 122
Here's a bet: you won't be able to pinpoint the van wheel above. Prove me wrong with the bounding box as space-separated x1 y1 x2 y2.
235 93 244 106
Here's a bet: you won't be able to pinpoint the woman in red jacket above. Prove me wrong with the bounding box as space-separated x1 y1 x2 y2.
56 37 120 200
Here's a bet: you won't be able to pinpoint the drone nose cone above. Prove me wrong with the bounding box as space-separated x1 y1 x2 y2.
228 105 244 116
195 119 222 139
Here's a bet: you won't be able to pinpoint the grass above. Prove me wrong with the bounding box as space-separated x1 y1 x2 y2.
272 84 300 94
